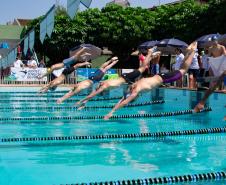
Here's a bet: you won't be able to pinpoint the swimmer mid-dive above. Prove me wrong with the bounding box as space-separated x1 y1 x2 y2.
56 56 119 104
104 42 198 120
38 61 91 93
38 47 93 79
75 48 161 109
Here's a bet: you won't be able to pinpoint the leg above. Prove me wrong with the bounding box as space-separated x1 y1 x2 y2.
194 71 226 112
179 42 197 75
39 75 65 93
39 63 64 79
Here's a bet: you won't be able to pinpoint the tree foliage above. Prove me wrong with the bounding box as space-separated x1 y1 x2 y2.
22 0 226 67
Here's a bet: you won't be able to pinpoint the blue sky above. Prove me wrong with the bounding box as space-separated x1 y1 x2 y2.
0 0 176 25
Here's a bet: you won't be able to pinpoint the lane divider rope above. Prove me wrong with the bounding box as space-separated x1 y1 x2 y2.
0 100 165 110
61 171 226 185
0 107 211 122
0 96 123 102
1 126 225 143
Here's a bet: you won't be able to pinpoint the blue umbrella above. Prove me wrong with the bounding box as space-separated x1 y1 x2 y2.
157 38 188 48
138 40 159 50
196 33 221 48
218 34 226 45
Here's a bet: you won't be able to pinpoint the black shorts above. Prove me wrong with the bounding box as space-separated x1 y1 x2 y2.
121 70 141 84
62 66 75 76
188 69 200 78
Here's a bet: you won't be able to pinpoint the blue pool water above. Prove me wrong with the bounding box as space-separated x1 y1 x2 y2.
0 87 225 185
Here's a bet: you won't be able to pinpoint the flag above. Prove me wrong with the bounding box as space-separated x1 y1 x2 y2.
80 0 92 8
67 0 80 19
23 36 29 55
47 5 55 37
40 18 47 43
29 29 35 50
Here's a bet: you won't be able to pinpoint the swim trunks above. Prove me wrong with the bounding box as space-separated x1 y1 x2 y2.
88 69 105 83
158 70 182 83
121 70 141 84
62 66 75 76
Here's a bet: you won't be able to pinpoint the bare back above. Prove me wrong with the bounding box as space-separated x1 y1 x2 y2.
209 44 226 58
133 75 163 93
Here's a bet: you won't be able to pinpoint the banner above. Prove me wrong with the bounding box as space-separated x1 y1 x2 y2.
76 68 118 82
29 29 35 50
23 36 29 54
6 67 47 81
67 0 80 19
46 5 55 37
40 18 47 43
80 0 92 8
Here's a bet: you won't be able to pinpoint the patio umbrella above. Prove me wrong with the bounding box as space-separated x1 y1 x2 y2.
70 44 102 61
156 38 188 54
196 33 221 48
157 38 188 48
138 40 159 50
218 34 226 45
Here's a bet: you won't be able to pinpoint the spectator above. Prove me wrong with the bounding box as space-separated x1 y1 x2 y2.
188 50 200 89
138 50 149 77
173 48 184 87
27 56 38 68
160 63 169 73
38 56 46 68
150 53 160 75
14 57 24 68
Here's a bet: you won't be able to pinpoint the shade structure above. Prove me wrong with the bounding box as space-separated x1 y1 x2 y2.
157 38 188 48
218 34 226 45
196 33 221 48
156 38 188 55
70 44 102 61
138 40 159 50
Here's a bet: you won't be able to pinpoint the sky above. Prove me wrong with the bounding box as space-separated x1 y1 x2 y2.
0 0 176 25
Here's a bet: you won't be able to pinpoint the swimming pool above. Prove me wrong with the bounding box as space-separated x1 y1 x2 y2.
0 87 225 185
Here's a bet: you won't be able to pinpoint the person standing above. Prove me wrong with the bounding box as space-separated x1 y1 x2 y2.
174 48 184 87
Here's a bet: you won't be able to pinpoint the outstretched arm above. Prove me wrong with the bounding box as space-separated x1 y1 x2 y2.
194 71 226 112
102 59 118 72
104 92 138 120
73 61 90 69
57 87 77 104
76 83 107 106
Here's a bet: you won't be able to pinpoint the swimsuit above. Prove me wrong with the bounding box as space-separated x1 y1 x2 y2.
62 66 75 76
88 69 105 83
121 70 141 84
158 70 182 83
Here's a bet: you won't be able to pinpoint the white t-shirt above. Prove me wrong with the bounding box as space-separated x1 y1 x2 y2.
14 59 23 68
201 54 210 71
174 53 184 70
189 52 200 70
27 59 38 68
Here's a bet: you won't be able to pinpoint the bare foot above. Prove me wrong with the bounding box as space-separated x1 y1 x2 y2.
193 102 205 113
224 116 226 121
